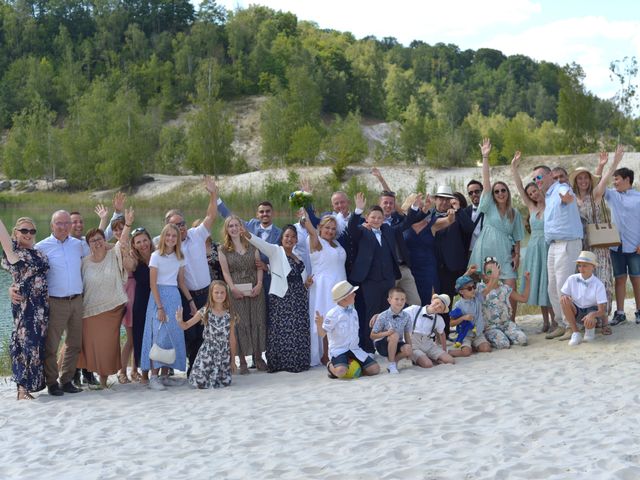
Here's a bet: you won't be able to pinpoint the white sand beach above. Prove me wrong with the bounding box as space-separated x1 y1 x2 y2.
2 305 640 480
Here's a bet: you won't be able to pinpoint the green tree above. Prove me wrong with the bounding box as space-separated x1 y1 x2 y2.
557 63 596 152
287 124 322 165
322 111 368 180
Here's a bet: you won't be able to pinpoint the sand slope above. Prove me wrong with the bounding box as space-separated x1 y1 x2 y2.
2 309 640 479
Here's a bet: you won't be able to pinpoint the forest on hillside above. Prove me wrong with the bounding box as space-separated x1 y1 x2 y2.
0 0 638 189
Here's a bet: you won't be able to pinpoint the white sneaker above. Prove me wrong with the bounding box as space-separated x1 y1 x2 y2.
387 363 399 374
568 332 582 346
583 328 596 342
161 376 185 387
149 376 166 391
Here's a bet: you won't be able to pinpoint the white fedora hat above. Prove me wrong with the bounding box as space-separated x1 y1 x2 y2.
434 185 455 199
575 250 598 266
332 280 359 303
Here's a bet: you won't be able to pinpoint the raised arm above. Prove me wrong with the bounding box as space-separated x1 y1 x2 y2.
95 204 109 232
431 208 456 235
480 138 492 194
176 305 203 330
510 151 536 211
202 176 218 231
120 208 136 272
510 272 530 303
105 192 126 240
593 145 624 203
372 167 402 215
302 211 322 253
242 226 280 261
0 219 19 264
348 193 367 242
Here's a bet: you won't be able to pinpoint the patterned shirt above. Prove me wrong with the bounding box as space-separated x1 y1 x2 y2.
372 307 412 342
478 282 512 327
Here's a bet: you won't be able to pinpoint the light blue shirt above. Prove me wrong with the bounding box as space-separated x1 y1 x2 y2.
605 188 640 253
544 182 583 243
36 234 84 297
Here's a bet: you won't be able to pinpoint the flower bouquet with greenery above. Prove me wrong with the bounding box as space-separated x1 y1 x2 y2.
289 190 313 209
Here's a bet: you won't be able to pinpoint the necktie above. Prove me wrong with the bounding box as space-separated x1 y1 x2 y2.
372 228 382 246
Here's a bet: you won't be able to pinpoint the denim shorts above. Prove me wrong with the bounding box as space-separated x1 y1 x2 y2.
331 351 377 369
575 305 598 323
610 250 640 277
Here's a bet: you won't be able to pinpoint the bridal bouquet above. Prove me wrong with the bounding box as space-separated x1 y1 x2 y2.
289 190 313 209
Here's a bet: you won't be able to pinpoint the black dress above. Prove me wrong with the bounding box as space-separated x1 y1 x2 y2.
132 261 150 366
266 257 310 373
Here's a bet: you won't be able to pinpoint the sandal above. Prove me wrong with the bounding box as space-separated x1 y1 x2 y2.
117 372 131 384
130 370 141 383
17 386 34 400
255 358 268 371
601 325 612 335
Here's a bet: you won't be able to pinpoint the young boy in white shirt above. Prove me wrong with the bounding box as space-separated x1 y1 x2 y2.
370 287 413 374
315 281 380 379
403 293 456 368
560 250 608 346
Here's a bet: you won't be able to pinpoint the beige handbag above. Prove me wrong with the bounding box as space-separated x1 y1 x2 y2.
586 197 621 248
149 322 176 365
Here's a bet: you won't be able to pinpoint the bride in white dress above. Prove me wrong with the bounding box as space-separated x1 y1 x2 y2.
304 215 347 366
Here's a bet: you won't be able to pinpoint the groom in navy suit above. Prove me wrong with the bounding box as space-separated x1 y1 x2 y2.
348 193 421 352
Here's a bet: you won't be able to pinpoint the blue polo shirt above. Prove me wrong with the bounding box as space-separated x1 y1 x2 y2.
605 188 640 253
544 181 583 243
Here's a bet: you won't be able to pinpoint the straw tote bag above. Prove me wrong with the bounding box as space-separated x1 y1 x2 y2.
149 322 176 365
586 197 621 248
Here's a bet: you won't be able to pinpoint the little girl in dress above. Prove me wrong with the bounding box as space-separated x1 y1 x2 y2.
177 280 238 389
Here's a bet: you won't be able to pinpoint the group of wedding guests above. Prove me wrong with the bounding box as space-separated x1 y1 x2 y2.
3 140 640 397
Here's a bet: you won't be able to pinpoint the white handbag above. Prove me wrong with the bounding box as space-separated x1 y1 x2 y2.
149 322 176 365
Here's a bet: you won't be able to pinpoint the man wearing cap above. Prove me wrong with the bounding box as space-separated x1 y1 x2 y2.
432 185 476 336
560 251 607 346
314 280 380 378
532 164 583 340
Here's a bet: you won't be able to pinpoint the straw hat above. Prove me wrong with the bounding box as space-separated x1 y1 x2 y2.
434 185 455 199
569 167 600 190
431 293 451 313
331 280 359 303
575 250 598 267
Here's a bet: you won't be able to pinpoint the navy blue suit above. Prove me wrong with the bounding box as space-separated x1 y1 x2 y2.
348 208 419 352
433 208 475 335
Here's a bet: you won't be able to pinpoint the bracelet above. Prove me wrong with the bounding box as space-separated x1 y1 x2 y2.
125 224 132 227
187 298 194 303
157 306 164 310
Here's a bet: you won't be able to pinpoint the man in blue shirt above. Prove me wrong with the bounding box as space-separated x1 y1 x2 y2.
532 165 583 340
595 146 640 324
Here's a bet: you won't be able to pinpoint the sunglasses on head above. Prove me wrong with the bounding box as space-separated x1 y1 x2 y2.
484 256 498 264
493 188 507 194
172 221 186 228
381 190 396 197
532 174 544 182
16 228 37 235
131 226 147 236
467 189 482 195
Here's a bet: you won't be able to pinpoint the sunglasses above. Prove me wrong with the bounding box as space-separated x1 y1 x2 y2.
467 189 482 196
381 190 396 198
484 256 498 264
131 226 147 236
16 228 37 235
172 221 186 228
532 174 544 182
493 188 508 194
460 285 476 292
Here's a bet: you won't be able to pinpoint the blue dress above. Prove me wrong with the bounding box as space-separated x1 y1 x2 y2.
1 241 49 392
404 215 439 305
521 212 550 306
468 193 524 280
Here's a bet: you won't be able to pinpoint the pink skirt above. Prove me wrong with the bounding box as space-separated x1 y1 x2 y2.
122 274 136 328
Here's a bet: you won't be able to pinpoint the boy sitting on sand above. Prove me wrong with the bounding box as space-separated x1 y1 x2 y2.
403 293 456 368
370 287 413 374
449 270 492 357
560 251 608 346
315 281 380 379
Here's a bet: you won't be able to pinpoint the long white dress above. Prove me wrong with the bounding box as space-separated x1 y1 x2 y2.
308 237 347 366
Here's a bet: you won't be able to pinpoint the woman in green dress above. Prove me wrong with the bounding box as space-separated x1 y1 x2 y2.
511 151 554 333
469 139 525 319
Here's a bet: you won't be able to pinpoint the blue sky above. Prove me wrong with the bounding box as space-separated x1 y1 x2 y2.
212 0 640 103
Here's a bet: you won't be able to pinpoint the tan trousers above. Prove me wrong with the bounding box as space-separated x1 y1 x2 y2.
45 296 83 386
396 264 421 306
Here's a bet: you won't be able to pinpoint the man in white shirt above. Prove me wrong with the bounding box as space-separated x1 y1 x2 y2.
37 211 85 396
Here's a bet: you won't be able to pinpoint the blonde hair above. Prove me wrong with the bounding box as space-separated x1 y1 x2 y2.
318 215 337 231
492 181 515 222
12 217 36 240
221 215 248 253
157 224 184 260
200 280 235 326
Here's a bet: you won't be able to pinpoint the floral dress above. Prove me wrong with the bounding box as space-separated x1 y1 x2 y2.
189 309 232 389
478 282 527 349
266 257 310 373
1 241 49 391
577 195 614 315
